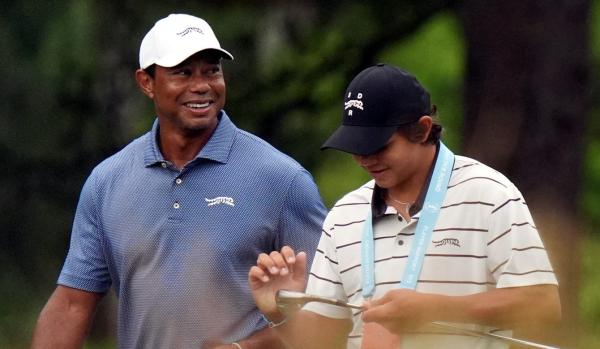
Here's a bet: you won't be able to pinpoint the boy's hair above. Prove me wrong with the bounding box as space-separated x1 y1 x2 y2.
399 106 442 144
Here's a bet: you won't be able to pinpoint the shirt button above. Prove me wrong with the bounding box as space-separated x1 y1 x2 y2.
397 239 404 246
175 178 182 185
161 162 167 168
173 202 181 209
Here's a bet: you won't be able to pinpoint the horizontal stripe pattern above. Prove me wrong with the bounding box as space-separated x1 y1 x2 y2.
304 155 557 348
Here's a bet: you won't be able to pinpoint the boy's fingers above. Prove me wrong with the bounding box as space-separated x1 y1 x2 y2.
269 251 291 275
281 246 297 264
248 265 270 284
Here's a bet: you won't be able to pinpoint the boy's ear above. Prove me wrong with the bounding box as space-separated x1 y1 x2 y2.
417 116 433 143
135 69 154 99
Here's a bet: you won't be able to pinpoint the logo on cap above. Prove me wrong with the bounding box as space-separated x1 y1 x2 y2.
345 92 364 116
177 27 204 36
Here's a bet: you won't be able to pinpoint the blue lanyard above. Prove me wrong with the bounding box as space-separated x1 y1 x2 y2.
361 142 455 298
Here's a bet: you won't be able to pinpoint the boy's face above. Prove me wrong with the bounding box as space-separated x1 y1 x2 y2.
352 131 426 191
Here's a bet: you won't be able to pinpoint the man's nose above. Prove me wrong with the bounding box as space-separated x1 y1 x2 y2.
189 74 210 93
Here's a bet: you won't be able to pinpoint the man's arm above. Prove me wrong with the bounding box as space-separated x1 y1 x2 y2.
361 284 560 334
31 285 104 349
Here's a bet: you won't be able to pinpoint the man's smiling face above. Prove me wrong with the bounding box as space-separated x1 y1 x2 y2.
147 50 226 137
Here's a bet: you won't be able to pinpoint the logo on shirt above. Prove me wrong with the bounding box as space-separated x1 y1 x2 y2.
205 196 235 207
432 238 460 248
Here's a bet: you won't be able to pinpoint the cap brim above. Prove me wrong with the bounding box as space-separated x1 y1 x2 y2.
210 48 234 60
152 48 233 68
321 125 398 155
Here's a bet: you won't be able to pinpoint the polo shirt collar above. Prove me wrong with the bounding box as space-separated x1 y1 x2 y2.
196 111 236 163
143 111 236 167
371 142 440 218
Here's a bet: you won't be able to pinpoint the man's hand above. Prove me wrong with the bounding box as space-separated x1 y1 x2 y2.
202 326 284 349
361 289 434 334
207 344 240 349
248 246 308 320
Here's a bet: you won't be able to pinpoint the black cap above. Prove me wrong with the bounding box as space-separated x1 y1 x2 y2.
321 64 431 155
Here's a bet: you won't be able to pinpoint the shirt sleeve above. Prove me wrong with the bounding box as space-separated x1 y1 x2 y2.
58 169 111 293
486 182 558 288
276 168 327 269
303 210 353 319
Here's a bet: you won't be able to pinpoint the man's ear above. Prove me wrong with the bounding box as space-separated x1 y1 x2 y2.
135 69 154 99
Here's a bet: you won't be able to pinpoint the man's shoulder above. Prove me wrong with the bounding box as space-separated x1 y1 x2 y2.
91 132 149 177
232 128 304 170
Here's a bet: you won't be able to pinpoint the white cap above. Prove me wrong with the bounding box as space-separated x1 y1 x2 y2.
139 14 234 69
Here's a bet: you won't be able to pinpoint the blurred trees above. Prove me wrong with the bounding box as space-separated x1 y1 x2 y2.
459 0 590 347
0 1 117 343
0 0 598 347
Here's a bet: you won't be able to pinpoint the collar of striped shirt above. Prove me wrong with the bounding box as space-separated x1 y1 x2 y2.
371 142 441 219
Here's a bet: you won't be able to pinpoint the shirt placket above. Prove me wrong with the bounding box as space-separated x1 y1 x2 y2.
161 161 186 221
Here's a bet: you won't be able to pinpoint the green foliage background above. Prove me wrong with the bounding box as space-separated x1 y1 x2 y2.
0 0 599 347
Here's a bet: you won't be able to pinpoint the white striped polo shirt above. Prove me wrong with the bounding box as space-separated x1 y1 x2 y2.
304 154 557 349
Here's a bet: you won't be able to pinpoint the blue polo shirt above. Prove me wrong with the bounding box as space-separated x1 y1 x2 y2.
58 112 326 348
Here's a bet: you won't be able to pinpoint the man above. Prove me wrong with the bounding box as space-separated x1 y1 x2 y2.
31 13 326 349
248 64 561 349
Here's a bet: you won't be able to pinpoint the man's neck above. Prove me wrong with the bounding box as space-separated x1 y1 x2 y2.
158 127 214 170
